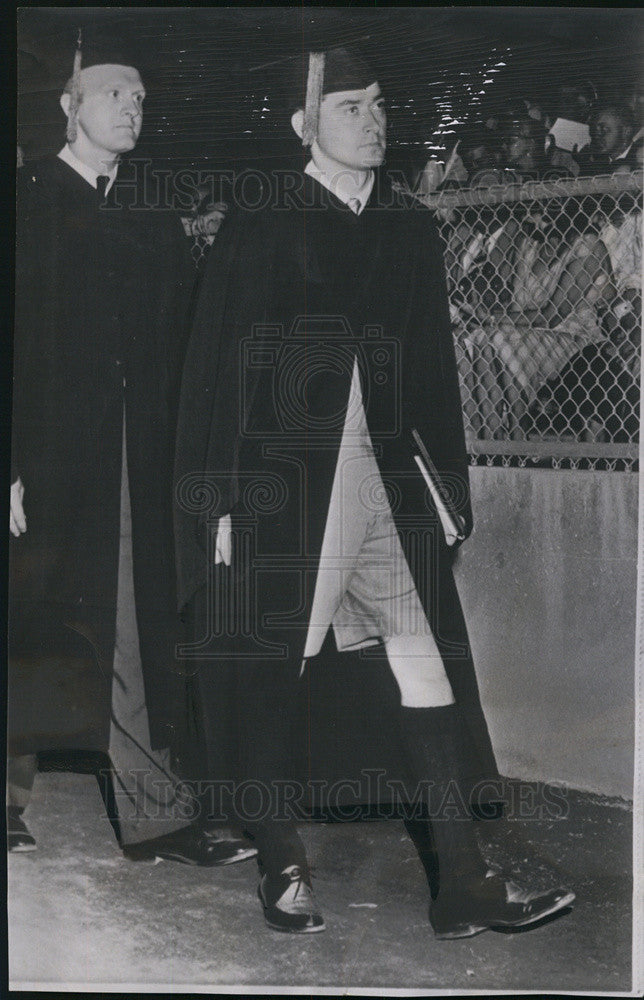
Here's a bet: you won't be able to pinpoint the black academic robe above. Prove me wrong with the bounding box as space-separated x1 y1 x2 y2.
174 172 499 807
9 155 194 754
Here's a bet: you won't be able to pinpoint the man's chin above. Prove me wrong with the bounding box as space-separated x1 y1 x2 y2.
112 135 139 153
360 149 386 168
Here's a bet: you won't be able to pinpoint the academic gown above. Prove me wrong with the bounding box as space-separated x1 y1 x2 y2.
9 156 194 754
175 172 499 807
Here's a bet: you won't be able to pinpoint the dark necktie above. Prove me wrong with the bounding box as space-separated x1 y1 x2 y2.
96 174 109 203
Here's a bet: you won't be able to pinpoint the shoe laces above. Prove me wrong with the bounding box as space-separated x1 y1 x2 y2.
274 865 315 914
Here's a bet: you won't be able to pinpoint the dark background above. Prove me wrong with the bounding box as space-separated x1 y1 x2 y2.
17 6 644 172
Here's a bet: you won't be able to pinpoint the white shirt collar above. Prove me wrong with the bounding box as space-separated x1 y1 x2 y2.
305 152 374 215
57 145 119 193
611 129 644 162
612 141 636 162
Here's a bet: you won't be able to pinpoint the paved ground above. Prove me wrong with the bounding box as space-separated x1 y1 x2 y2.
8 770 633 993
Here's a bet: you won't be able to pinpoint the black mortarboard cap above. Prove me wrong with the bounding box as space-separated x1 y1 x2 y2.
320 46 377 97
65 26 144 142
66 19 143 75
71 41 142 74
297 45 377 146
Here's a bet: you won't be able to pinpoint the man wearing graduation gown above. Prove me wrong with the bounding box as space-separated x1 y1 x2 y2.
174 47 574 937
8 41 255 867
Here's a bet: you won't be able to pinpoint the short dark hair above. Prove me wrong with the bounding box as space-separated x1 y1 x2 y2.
588 99 635 132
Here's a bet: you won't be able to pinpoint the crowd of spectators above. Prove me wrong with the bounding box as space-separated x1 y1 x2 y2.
417 78 644 193
446 193 641 444
412 79 643 448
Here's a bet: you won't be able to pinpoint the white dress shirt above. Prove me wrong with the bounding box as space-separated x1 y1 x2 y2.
58 144 118 193
305 153 374 214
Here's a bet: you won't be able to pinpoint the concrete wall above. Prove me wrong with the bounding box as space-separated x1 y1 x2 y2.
454 467 638 799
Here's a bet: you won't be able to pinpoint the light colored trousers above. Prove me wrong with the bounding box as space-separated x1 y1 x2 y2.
304 360 455 709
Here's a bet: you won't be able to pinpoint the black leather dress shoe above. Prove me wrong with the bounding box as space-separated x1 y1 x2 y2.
429 871 575 940
259 865 326 934
122 823 257 866
7 808 37 853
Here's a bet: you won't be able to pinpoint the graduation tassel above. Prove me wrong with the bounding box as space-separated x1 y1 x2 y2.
66 28 82 144
301 51 325 147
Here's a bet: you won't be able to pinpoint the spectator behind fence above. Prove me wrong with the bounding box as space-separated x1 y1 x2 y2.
554 79 598 125
577 99 641 174
528 197 641 442
497 112 573 180
450 200 614 438
457 125 503 188
540 81 599 179
542 80 597 135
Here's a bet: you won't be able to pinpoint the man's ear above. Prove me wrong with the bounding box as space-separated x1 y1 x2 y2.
291 109 304 139
60 92 71 118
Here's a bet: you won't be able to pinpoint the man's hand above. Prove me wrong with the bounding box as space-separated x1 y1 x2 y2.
191 202 228 238
10 478 27 537
215 514 232 566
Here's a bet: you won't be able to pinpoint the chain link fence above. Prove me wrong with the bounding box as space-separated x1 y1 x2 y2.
188 172 642 470
425 172 642 470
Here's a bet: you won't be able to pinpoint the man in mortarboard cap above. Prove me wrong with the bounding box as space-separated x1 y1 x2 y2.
289 45 386 193
175 45 574 938
9 32 256 868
